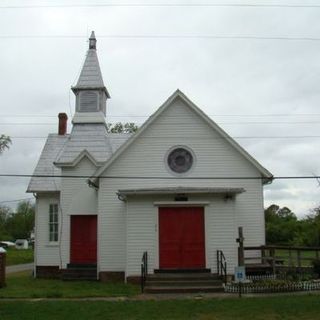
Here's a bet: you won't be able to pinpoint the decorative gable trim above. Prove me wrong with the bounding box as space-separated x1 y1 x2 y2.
90 89 273 184
54 149 103 168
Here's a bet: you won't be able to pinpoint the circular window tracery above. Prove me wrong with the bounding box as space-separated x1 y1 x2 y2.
167 147 193 173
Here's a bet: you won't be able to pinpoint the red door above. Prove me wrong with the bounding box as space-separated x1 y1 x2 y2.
159 207 205 269
70 215 97 264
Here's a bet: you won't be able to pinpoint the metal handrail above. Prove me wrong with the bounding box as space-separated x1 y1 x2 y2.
217 250 227 284
141 251 148 293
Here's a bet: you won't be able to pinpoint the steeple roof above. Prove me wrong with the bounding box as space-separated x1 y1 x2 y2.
72 31 110 97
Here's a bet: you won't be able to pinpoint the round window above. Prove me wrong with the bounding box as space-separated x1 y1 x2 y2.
167 147 193 173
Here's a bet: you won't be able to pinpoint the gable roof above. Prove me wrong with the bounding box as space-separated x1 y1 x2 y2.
27 134 69 193
55 124 111 166
91 89 273 183
27 132 131 192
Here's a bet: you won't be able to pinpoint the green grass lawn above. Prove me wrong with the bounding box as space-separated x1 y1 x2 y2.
1 295 320 319
5 248 34 266
0 271 138 298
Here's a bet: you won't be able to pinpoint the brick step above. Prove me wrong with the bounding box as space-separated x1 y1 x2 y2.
144 286 224 294
146 280 223 287
62 273 97 281
62 266 97 281
62 276 97 281
64 268 97 273
67 263 97 269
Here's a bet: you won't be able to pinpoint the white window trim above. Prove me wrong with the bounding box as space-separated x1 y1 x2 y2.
49 203 59 244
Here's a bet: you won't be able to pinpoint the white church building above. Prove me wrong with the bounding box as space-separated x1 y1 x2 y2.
27 32 273 284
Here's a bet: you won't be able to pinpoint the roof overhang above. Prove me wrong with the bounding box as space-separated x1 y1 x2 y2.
117 187 245 200
71 86 110 98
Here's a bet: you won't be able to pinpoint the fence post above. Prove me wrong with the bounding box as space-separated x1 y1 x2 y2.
271 248 276 275
297 250 301 269
261 246 265 264
288 248 293 267
0 251 6 288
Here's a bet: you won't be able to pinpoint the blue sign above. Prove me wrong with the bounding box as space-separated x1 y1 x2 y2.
234 266 246 283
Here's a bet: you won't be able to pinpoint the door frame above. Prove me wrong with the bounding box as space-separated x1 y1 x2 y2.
70 214 97 264
154 203 209 270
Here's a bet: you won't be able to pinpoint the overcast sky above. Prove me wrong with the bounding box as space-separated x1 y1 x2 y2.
0 0 319 217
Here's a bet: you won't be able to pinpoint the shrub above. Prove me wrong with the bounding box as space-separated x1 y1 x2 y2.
312 259 320 277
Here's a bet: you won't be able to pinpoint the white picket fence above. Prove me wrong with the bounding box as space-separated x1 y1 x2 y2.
225 281 320 293
246 274 277 281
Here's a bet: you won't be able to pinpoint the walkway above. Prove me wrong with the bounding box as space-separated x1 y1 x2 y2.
6 263 33 274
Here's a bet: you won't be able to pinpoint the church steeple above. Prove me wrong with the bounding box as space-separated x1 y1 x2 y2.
89 31 97 49
72 31 110 124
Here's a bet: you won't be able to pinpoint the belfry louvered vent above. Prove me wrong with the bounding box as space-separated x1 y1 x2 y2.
79 91 98 112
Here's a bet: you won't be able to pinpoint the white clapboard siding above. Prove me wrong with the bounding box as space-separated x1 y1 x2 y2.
59 157 98 268
98 180 127 271
106 98 261 178
98 97 266 276
35 193 60 266
126 196 157 277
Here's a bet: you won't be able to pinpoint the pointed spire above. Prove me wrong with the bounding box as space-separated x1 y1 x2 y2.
89 31 96 50
72 31 110 98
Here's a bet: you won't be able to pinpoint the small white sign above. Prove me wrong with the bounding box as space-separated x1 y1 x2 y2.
234 266 246 283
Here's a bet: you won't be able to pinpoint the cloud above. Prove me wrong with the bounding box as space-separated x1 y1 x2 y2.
0 3 319 215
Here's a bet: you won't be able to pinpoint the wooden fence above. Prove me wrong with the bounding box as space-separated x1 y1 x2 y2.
244 245 320 274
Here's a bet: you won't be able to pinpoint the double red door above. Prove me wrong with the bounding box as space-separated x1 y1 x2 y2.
70 215 97 264
159 207 205 269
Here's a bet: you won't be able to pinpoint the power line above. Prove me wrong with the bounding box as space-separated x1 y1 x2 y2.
0 197 34 204
2 3 320 9
0 173 319 180
2 113 320 118
2 34 320 41
3 121 320 125
0 115 57 118
8 135 320 140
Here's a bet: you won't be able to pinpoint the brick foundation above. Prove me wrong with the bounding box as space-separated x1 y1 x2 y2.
0 253 6 288
99 271 125 283
126 276 141 285
36 266 61 279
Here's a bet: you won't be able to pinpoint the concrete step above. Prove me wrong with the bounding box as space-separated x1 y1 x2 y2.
147 273 220 281
154 268 211 274
144 285 225 294
146 279 223 287
144 272 224 293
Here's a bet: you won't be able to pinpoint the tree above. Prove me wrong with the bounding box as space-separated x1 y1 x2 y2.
300 206 320 247
0 205 13 240
265 204 298 245
0 134 11 154
5 201 35 240
265 204 320 247
107 122 139 134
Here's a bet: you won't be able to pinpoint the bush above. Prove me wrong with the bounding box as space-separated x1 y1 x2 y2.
312 259 320 277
